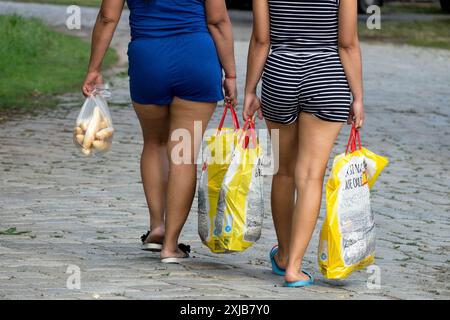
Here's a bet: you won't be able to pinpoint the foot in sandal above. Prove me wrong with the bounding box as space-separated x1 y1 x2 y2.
284 270 314 287
269 245 289 276
140 226 165 252
160 244 191 264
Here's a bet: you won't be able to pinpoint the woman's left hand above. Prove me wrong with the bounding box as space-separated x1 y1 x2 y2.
243 92 263 121
223 78 238 106
347 100 365 129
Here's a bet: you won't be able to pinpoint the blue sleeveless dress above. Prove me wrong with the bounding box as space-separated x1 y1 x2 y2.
126 0 224 105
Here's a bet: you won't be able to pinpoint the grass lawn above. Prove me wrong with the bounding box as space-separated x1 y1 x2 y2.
359 19 450 50
0 15 117 111
381 1 444 15
7 0 102 7
10 0 448 12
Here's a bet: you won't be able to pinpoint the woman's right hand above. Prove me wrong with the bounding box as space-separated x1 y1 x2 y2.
243 92 263 121
82 71 103 97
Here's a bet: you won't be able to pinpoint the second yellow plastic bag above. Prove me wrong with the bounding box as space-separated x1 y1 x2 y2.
318 126 389 279
214 118 265 253
198 103 241 253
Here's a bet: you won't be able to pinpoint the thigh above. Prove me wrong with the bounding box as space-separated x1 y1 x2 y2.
168 97 217 164
133 102 170 144
266 119 298 176
296 113 344 179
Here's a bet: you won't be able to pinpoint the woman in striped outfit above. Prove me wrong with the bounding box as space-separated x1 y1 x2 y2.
243 0 365 286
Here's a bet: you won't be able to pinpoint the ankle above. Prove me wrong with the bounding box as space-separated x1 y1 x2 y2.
286 260 303 273
150 223 165 233
276 246 288 261
275 252 288 267
162 239 178 253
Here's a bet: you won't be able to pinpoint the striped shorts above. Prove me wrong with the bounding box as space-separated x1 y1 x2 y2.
261 52 352 124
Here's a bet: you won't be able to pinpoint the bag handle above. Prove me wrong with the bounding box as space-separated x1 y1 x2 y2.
90 84 111 98
345 125 362 155
217 101 240 134
241 117 257 149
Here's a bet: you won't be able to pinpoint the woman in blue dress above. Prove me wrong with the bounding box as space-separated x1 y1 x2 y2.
82 0 237 263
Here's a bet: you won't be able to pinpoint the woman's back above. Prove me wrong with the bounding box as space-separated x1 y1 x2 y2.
269 0 340 54
127 0 209 39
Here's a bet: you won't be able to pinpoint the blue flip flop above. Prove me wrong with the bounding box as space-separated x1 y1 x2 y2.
283 271 314 287
269 245 286 276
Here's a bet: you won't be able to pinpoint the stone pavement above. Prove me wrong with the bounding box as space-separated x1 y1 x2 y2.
0 1 449 300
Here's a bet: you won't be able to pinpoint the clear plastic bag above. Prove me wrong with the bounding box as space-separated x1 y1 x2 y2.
73 85 114 156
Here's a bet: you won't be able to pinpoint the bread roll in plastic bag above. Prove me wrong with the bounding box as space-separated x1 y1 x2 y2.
73 85 114 156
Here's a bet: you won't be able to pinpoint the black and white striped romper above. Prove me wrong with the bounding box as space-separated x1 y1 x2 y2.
261 0 352 124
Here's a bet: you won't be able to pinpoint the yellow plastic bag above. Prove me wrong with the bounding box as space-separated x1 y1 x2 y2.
318 126 389 279
214 118 264 253
198 103 241 253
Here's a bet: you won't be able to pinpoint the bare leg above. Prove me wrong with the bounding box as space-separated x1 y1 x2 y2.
285 113 343 282
266 120 298 269
161 97 216 258
133 102 170 244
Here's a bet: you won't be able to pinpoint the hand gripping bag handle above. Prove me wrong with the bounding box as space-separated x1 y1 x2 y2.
345 125 362 155
242 117 257 149
217 101 240 134
90 84 111 98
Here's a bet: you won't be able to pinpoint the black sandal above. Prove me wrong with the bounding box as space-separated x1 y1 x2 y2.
161 243 191 264
140 231 163 252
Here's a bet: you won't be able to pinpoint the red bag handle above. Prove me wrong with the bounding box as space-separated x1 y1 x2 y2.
217 101 240 134
345 125 362 155
242 117 257 149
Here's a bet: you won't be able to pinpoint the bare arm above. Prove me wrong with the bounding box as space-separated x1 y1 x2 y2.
338 0 364 129
82 0 124 96
243 0 270 120
205 0 237 104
